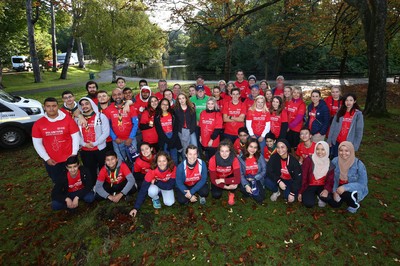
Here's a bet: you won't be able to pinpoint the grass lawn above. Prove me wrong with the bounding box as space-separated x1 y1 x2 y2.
1 63 110 93
0 84 399 264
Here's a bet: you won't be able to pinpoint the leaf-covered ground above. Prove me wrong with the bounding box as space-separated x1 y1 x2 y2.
1 84 399 265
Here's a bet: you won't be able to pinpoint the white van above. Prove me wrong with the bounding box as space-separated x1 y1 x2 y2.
0 90 44 148
11 56 32 71
57 52 79 65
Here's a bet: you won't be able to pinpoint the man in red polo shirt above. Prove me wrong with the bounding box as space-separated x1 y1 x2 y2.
234 70 250 100
32 97 80 183
154 79 168 100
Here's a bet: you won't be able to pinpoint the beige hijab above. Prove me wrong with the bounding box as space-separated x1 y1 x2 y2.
311 141 330 180
338 141 355 181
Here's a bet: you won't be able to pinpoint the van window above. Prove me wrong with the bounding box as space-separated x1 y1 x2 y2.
12 58 25 63
0 103 13 112
0 90 16 103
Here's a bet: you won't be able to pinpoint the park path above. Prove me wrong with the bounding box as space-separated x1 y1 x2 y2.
16 66 391 96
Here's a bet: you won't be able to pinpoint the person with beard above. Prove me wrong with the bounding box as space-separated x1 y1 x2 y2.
134 85 152 114
133 142 155 189
209 139 241 205
85 81 99 105
175 145 209 205
103 88 139 166
77 97 110 185
95 150 136 202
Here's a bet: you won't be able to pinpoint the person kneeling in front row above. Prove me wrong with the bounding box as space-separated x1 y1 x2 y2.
51 156 95 210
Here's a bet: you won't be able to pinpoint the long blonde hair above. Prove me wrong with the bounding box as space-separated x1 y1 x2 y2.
249 95 268 112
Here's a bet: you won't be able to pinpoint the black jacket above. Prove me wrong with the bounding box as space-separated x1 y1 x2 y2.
266 153 302 193
154 112 183 150
174 106 197 134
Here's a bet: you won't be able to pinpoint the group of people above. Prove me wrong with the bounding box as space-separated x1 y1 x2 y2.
32 72 368 216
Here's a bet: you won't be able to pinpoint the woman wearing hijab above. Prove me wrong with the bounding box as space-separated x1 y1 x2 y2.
265 139 302 203
298 141 334 208
328 141 368 213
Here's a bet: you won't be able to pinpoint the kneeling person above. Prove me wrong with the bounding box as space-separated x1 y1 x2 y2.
176 145 209 205
51 156 95 210
95 150 136 202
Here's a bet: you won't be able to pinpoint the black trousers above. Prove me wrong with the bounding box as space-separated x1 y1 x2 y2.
175 183 209 204
327 191 358 208
239 180 266 204
80 149 106 186
301 185 328 208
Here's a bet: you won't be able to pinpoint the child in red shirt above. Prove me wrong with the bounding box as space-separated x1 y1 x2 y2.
263 134 277 163
296 128 316 164
233 127 249 155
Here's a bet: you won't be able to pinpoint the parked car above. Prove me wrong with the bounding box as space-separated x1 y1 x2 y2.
0 89 44 148
57 52 78 65
45 60 62 70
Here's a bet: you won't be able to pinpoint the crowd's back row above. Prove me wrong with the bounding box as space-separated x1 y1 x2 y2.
31 72 368 215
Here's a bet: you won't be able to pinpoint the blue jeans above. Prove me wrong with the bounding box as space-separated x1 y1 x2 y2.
179 130 197 160
113 138 137 164
51 190 95 210
163 143 178 165
264 178 295 199
254 135 266 155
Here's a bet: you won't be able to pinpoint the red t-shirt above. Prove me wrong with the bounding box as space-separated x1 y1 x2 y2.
133 155 153 175
309 174 326 186
202 85 212 96
216 98 225 110
184 164 202 187
325 96 341 118
97 162 131 185
155 91 164 100
243 98 254 111
263 146 277 161
209 156 240 181
337 111 354 143
199 111 223 148
270 110 288 138
234 80 250 99
60 106 76 118
274 88 284 99
144 166 176 183
245 156 258 176
233 138 246 155
32 115 79 163
103 104 137 140
222 101 246 135
67 171 84 192
133 96 149 114
246 109 271 136
81 115 98 151
287 99 306 132
160 113 173 134
280 159 291 180
308 106 317 131
296 142 316 159
140 110 158 144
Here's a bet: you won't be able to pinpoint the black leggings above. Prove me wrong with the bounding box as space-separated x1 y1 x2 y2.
301 185 328 208
327 191 358 208
211 184 237 199
175 183 209 205
239 180 266 204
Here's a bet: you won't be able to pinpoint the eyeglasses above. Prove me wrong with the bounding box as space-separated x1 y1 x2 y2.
239 134 248 137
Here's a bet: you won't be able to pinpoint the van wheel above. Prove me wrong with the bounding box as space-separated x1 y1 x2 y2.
0 127 26 148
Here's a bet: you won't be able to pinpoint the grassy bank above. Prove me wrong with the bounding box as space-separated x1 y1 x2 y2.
0 84 399 264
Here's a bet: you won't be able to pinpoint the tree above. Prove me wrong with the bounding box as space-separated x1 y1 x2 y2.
344 0 388 116
50 1 57 72
26 0 42 83
0 0 27 89
82 0 164 82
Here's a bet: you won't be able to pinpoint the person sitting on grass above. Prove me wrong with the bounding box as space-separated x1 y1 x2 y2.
175 145 209 205
129 151 176 217
238 139 267 204
327 141 368 213
298 141 334 208
95 150 136 203
296 128 316 165
133 142 155 189
51 156 95 211
265 139 302 203
209 140 241 205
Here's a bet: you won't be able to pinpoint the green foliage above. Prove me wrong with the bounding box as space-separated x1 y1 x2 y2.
81 0 165 65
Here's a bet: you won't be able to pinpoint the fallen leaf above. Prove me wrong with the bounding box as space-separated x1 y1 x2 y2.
64 252 72 261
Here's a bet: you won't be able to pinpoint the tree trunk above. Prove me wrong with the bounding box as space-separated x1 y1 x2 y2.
223 38 232 81
345 0 388 116
112 57 117 83
50 2 58 72
26 0 41 83
60 36 74 79
0 62 4 89
77 37 85 69
339 49 348 78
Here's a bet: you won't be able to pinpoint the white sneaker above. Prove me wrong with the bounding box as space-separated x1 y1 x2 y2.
270 190 281 201
318 198 326 208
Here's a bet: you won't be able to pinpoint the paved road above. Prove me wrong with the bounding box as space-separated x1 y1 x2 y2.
15 66 395 96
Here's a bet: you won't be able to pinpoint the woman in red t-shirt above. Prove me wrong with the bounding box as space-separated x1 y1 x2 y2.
283 86 293 110
209 139 241 205
286 87 306 151
264 89 273 109
298 141 334 208
199 97 223 160
269 96 288 140
133 142 155 188
324 86 342 120
139 96 159 150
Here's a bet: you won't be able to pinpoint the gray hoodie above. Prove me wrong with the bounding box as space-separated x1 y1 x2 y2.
77 97 110 151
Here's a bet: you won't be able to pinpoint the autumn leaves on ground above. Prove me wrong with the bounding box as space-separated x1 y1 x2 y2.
1 84 399 264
